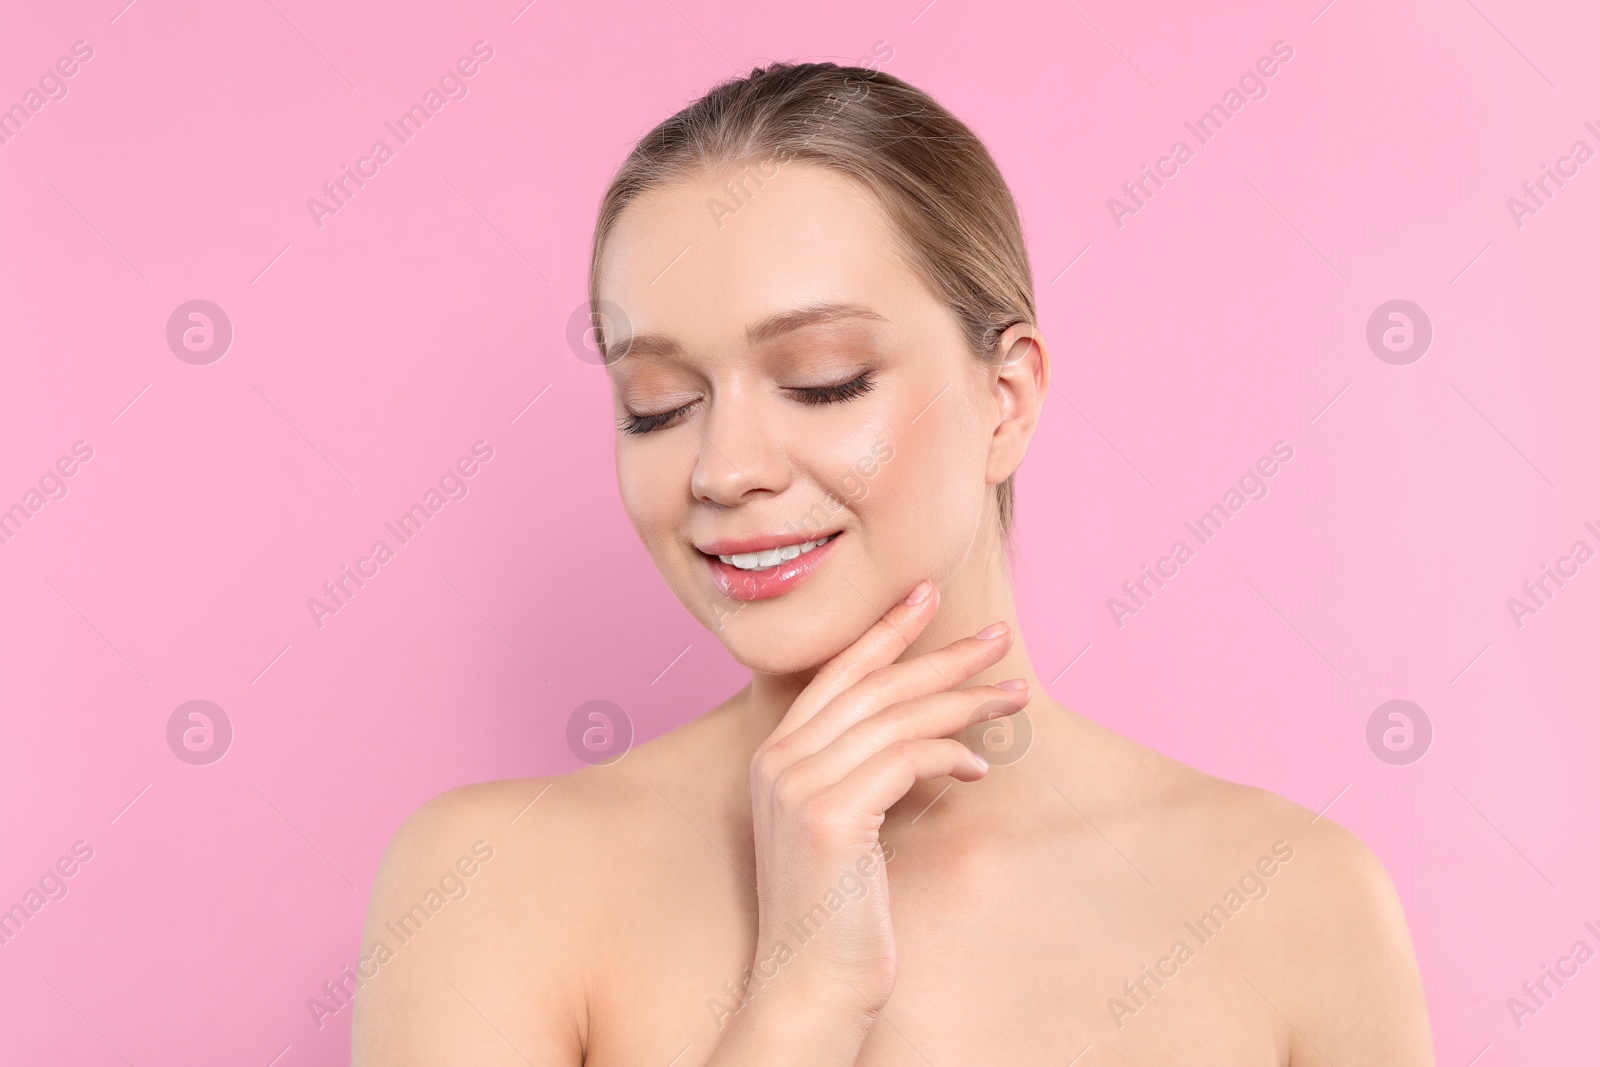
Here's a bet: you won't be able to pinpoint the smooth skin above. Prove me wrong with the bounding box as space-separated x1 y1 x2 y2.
352 163 1433 1065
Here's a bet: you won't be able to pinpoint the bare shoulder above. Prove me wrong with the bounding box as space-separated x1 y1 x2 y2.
1124 736 1433 1065
1059 715 1431 1062
351 699 746 1066
1230 785 1432 1063
350 775 588 1066
1176 772 1419 958
1079 721 1419 934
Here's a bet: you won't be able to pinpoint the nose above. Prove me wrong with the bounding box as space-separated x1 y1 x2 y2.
689 386 792 508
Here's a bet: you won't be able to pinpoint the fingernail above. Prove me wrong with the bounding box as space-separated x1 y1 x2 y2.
903 580 932 605
972 752 989 771
996 677 1028 691
975 622 1008 640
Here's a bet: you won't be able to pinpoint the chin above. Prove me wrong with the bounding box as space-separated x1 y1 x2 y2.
682 550 890 675
704 594 865 676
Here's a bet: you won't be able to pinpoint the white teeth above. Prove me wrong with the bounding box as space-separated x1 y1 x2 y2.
718 533 836 571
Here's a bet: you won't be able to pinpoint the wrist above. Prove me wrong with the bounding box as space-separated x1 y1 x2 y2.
707 977 880 1066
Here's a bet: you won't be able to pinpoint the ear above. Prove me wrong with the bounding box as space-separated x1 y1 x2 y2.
984 322 1050 487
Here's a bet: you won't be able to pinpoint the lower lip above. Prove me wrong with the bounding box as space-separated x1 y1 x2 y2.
703 535 842 602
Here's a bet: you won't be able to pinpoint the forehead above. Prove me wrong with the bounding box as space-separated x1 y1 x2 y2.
596 163 924 356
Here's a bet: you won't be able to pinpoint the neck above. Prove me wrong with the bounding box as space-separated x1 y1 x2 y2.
739 526 1061 826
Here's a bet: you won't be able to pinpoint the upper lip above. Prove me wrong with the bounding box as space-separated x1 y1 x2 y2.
695 530 842 556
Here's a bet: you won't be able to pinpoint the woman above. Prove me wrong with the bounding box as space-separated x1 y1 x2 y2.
353 62 1432 1065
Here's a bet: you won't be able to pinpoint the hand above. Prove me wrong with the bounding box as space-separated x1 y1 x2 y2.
743 578 1029 1022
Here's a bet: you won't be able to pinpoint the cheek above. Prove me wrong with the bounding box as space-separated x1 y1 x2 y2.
617 446 684 543
859 403 990 558
884 407 986 511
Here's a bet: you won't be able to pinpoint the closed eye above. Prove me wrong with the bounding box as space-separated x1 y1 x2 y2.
617 405 690 436
616 371 877 435
790 371 876 406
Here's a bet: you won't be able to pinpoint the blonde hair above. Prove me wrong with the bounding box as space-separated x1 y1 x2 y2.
588 61 1037 540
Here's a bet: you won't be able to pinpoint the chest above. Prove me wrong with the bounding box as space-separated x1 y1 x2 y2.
579 846 1285 1066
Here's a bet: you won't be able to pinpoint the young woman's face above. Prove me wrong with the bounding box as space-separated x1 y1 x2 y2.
597 163 1004 675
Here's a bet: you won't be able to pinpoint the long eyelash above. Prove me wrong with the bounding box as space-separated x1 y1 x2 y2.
617 372 875 435
617 404 691 435
792 372 876 406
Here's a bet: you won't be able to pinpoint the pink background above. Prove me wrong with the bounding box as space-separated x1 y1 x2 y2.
2 0 1596 1062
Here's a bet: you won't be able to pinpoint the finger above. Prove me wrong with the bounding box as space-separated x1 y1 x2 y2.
768 578 941 744
786 623 1016 754
788 683 1029 792
811 737 988 832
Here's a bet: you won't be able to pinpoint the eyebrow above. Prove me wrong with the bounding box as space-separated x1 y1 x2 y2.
609 301 888 363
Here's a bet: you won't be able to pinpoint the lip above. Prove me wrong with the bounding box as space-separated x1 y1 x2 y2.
696 529 844 556
700 532 843 602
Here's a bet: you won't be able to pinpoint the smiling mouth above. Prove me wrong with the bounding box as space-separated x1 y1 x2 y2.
697 530 844 602
709 532 840 572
